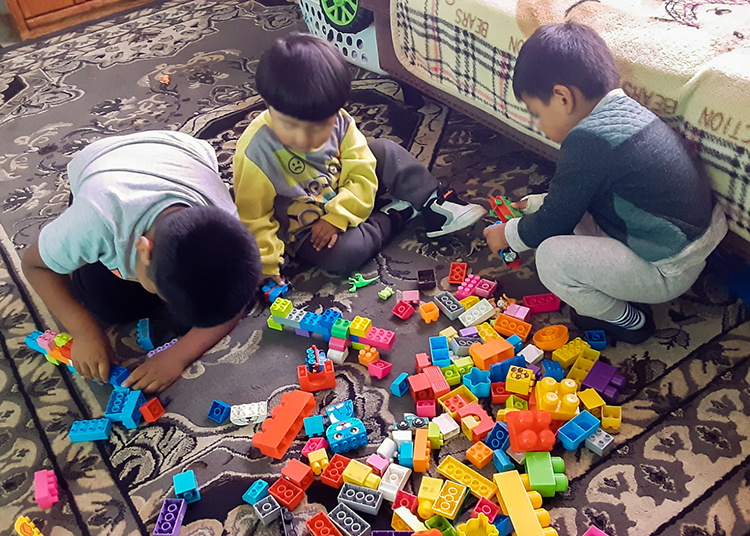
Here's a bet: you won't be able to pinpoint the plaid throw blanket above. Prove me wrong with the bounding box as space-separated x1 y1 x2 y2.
392 0 750 241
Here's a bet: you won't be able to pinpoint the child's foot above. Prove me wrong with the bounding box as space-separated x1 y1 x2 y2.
422 187 487 238
570 303 655 344
380 200 417 232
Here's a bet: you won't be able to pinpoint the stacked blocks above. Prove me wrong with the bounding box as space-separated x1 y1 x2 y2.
456 275 480 301
105 388 145 429
242 480 269 505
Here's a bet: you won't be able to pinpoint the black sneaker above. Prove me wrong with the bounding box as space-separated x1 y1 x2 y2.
570 305 655 345
423 188 487 238
380 200 417 232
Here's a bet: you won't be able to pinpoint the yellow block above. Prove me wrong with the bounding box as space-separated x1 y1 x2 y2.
505 365 535 395
460 295 480 310
417 476 443 519
494 471 557 536
578 388 606 417
307 448 329 476
343 460 380 489
476 322 499 341
535 377 579 421
551 337 588 368
601 405 622 433
437 455 496 499
393 506 426 532
456 513 499 536
431 480 468 520
350 316 373 337
439 326 459 340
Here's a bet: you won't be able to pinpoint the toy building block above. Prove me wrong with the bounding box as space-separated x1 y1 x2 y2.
460 295 481 311
601 405 622 434
424 365 451 398
25 330 47 355
449 337 473 357
307 512 343 536
532 325 569 352
416 400 437 418
153 498 187 536
491 383 510 404
358 346 380 366
535 377 580 421
393 300 416 320
475 322 500 343
472 279 497 301
504 304 530 322
457 513 499 536
469 337 514 370
270 297 293 318
492 448 514 473
431 479 469 520
398 441 414 469
585 427 615 456
306 448 329 476
391 373 410 397
242 479 269 505
320 309 343 333
252 390 315 459
303 437 329 457
15 516 45 536
506 410 555 452
402 290 421 304
425 516 458 536
69 418 112 442
522 293 560 314
471 499 501 524
586 330 607 350
489 355 524 383
454 356 475 377
434 292 465 320
519 345 543 366
349 316 372 339
418 269 437 291
414 476 442 520
253 495 282 526
581 361 626 403
379 287 395 300
459 403 494 443
36 330 57 353
438 385 478 419
378 463 412 502
462 367 492 398
420 302 440 324
582 528 608 536
505 366 535 395
427 422 443 449
327 417 369 454
494 470 557 536
558 410 601 450
282 459 315 491
330 503 372 536
441 364 461 387
541 360 564 382
330 336 350 352
321 453 351 489
449 262 468 285
367 453 390 476
409 373 434 402
485 421 510 451
438 455 496 499
339 483 384 515
489 195 523 221
442 327 461 342
140 398 164 423
328 347 350 365
393 489 419 513
413 428 431 472
459 299 495 327
466 441 493 469
301 312 328 336
343 459 381 490
492 314 532 342
457 275 481 301
361 327 396 351
331 318 352 339
137 318 155 351
298 360 336 393
416 352 432 373
268 477 305 510
34 469 58 509
433 413 460 441
369 360 393 379
579 389 606 417
552 337 592 368
173 470 200 503
230 402 268 426
522 451 567 497
429 336 451 368
393 506 427 532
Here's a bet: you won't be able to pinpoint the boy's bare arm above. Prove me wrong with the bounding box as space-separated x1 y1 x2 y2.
122 313 243 394
21 242 113 383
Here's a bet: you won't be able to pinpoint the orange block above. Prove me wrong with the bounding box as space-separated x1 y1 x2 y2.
297 360 336 393
282 458 315 490
493 314 532 342
413 428 431 472
358 346 380 366
420 302 440 324
469 337 514 370
252 390 315 459
532 325 569 351
466 441 493 469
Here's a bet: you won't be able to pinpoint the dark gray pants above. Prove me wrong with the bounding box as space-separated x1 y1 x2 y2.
295 139 438 275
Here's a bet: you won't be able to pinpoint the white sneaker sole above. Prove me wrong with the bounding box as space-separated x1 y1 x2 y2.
426 205 487 238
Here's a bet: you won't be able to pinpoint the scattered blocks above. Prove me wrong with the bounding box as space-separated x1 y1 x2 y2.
558 410 601 450
552 337 592 368
379 287 395 300
309 448 330 475
458 513 499 536
579 389 606 418
485 421 510 452
416 400 437 418
504 304 531 322
69 418 112 442
398 442 414 469
139 398 164 423
581 361 626 403
268 477 304 510
208 400 231 424
392 300 415 320
137 318 155 351
327 418 369 454
429 336 452 368
392 506 427 532
409 373 434 402
369 360 393 379
491 382 510 404
15 516 44 536
493 314 532 342
532 325 569 351
242 480 269 505
462 367 492 398
469 337 514 370
437 455 496 499
519 344 544 365
359 346 380 366
321 454 352 489
601 405 622 434
474 278 497 299
535 377 580 421
302 436 329 456
303 415 326 437
108 365 130 388
506 410 555 452
494 470 556 536
424 365 451 398
230 402 267 426
393 489 419 513
33 469 58 509
438 385 478 420
413 428 431 473
367 453 390 476
585 427 615 456
330 503 372 536
567 349 601 387
420 303 440 324
459 299 495 327
456 275 480 301
433 413 460 441
105 388 145 429
298 360 337 392
378 463 412 502
173 470 200 503
391 373 410 397
433 292 465 321
431 480 468 520
541 359 565 382
402 290 420 304
449 337 474 357
307 512 343 536
523 451 568 497
416 476 443 520
505 366 535 396
466 441 493 469
492 449 514 473
153 498 187 536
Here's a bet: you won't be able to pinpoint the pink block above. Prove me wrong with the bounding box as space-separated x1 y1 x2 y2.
456 275 480 300
504 303 531 322
582 529 608 536
368 360 393 379
366 453 390 476
34 469 58 509
302 437 329 457
329 337 349 352
415 353 431 373
37 330 57 353
360 327 396 351
523 293 560 314
474 279 497 299
471 497 500 523
402 290 420 304
416 400 437 418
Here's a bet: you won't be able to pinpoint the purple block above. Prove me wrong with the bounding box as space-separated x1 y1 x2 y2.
527 363 542 380
372 533 414 536
295 328 311 338
459 326 480 338
581 361 624 403
153 498 186 536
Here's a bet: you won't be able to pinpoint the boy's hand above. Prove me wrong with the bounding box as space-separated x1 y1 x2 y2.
122 348 184 394
71 331 114 384
511 199 528 210
272 275 285 285
310 219 340 251
483 223 510 256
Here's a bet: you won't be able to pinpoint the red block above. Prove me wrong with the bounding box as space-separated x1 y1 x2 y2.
408 373 434 402
139 398 164 423
415 352 431 373
392 300 415 320
491 383 510 404
282 458 315 491
307 512 343 536
448 262 467 285
523 293 560 314
252 390 316 459
416 400 437 418
34 469 58 509
471 497 501 523
423 365 450 398
268 477 305 510
456 402 494 442
360 327 396 351
321 454 351 489
298 360 337 393
393 489 419 513
368 360 393 379
506 410 556 452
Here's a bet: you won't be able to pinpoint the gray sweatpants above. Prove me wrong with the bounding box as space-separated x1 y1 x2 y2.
535 214 705 320
294 139 439 275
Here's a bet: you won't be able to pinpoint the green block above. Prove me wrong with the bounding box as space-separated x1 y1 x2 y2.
441 364 461 386
378 287 394 300
351 342 366 351
506 395 528 411
267 316 283 331
523 451 568 498
269 298 293 319
425 515 457 536
454 357 474 377
331 318 351 339
45 353 61 365
54 332 72 347
427 422 443 449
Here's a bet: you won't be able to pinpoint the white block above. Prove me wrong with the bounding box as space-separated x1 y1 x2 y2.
378 463 411 502
327 347 349 365
377 437 398 460
458 299 495 327
391 429 412 446
432 413 460 441
519 344 544 365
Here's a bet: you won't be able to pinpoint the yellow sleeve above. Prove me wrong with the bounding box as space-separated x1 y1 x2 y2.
322 118 379 231
233 131 285 277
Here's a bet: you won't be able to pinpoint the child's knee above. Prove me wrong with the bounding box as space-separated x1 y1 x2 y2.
316 254 361 276
534 237 567 289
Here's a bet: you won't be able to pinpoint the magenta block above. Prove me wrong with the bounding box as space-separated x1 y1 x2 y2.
302 437 329 457
471 497 500 523
522 293 560 314
416 400 437 418
34 469 58 509
360 327 396 351
456 275 480 300
474 279 497 298
368 360 393 379
329 337 349 352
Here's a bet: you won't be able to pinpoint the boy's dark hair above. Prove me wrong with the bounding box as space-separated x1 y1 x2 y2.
148 206 261 328
513 22 620 103
256 33 351 122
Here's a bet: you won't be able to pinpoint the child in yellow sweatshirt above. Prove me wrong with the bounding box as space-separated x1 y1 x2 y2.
233 33 485 280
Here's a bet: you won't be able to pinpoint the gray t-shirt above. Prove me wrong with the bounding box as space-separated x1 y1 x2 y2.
38 131 237 280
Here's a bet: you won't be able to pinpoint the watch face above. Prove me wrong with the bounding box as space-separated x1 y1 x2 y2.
501 248 518 263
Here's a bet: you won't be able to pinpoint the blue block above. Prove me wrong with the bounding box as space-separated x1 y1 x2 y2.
494 515 514 536
541 359 565 382
25 330 46 354
105 388 131 423
431 349 451 369
108 365 130 388
485 421 510 451
506 334 523 354
558 410 601 451
320 309 342 336
208 400 231 424
326 418 368 454
153 498 187 536
173 470 201 503
586 330 607 351
429 337 449 363
304 415 326 437
67 364 78 374
349 334 359 343
242 479 269 505
122 390 145 429
69 418 112 442
301 312 326 335
490 355 525 383
137 318 154 352
325 400 354 424
492 449 514 473
390 373 410 397
462 367 491 398
398 442 414 469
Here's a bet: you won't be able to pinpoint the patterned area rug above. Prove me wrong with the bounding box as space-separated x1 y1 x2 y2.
2 1 750 535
